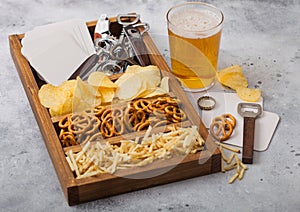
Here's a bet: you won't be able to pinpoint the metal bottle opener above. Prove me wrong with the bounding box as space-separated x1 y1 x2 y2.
123 25 151 66
238 103 262 164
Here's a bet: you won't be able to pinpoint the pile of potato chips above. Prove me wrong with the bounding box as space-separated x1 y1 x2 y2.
38 72 117 117
217 65 262 102
115 65 169 100
38 65 169 117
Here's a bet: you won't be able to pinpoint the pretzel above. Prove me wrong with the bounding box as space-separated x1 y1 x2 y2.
124 107 147 131
222 114 236 129
164 106 186 122
134 120 150 131
99 107 125 137
58 96 188 147
133 99 152 113
59 130 78 146
58 112 101 147
100 116 115 138
58 115 71 129
92 105 106 117
210 114 236 142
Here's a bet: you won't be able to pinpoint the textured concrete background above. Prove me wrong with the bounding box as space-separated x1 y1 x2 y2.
0 0 299 211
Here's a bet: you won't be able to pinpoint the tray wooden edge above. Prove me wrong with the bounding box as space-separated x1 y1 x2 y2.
69 150 221 205
9 34 77 199
8 19 221 205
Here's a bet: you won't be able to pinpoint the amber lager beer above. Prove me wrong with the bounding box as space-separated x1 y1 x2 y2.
167 3 223 91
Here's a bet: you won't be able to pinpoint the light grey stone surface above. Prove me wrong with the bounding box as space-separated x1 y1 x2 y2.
0 0 299 211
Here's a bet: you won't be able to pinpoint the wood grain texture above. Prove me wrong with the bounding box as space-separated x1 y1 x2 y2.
242 117 256 164
9 18 221 206
9 35 76 200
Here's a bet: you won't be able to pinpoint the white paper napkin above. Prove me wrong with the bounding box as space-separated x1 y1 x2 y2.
187 91 280 151
21 19 96 86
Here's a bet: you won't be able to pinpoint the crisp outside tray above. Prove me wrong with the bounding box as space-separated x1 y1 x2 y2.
9 16 221 206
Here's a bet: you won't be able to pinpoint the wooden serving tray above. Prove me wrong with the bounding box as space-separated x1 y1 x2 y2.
9 16 221 206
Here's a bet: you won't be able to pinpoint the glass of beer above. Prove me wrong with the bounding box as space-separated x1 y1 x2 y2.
167 2 224 92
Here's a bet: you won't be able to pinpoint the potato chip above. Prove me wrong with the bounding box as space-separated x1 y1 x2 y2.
75 77 101 98
49 104 63 117
61 96 73 114
126 65 160 73
125 65 141 73
38 84 68 108
220 72 248 90
236 87 262 102
143 77 169 98
59 79 77 96
99 87 115 103
160 76 170 93
143 88 167 98
73 77 101 111
217 65 248 90
115 65 162 100
138 69 161 88
216 65 243 81
72 96 101 112
115 74 143 100
87 72 117 88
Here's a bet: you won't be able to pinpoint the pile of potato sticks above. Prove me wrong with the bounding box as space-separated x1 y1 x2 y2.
66 125 205 179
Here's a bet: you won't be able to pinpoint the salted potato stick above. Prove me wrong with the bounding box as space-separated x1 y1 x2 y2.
216 142 240 153
68 150 80 177
66 156 75 172
234 155 241 172
221 160 225 173
66 126 206 179
224 162 237 171
238 168 245 180
143 126 152 141
219 146 228 162
229 172 239 184
226 153 235 164
76 141 91 162
240 162 248 170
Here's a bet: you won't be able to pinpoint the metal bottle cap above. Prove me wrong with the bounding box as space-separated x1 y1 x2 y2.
197 96 216 110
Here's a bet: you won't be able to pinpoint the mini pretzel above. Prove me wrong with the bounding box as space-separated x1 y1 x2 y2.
210 114 236 142
133 99 152 113
164 106 186 122
57 96 188 147
222 114 236 128
134 120 150 131
58 112 101 147
93 105 106 117
99 108 125 137
68 113 92 135
152 120 169 128
100 115 115 138
210 120 233 141
58 115 71 129
152 108 166 118
59 130 78 146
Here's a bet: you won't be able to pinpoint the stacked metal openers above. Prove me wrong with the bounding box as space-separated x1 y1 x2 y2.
70 14 151 80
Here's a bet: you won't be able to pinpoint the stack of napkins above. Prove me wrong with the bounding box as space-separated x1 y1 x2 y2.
21 19 96 86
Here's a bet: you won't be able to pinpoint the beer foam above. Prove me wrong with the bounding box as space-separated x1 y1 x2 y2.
169 9 222 38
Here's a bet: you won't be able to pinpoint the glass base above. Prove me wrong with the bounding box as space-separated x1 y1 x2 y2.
181 81 215 92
